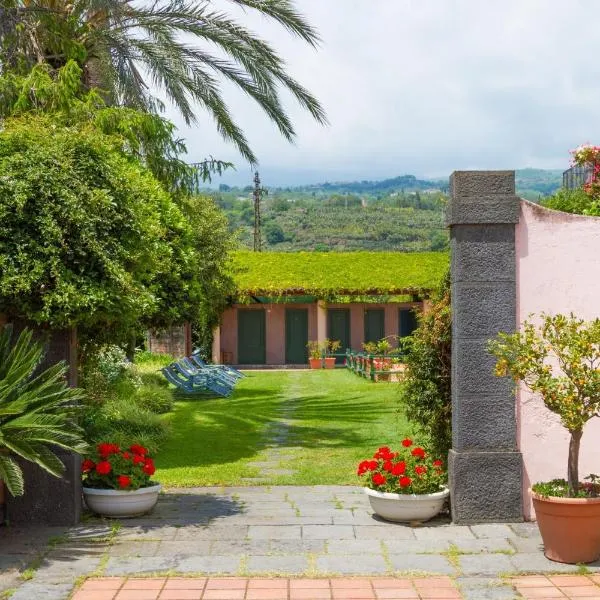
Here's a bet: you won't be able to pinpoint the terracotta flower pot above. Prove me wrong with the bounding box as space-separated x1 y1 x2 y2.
309 358 322 369
531 491 600 563
324 357 336 369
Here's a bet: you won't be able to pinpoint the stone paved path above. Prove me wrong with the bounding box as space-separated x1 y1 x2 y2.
2 486 600 600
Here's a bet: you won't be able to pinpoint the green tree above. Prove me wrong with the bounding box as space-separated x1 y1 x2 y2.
0 114 214 332
400 271 451 459
489 314 600 496
265 222 285 244
0 326 88 496
0 0 327 163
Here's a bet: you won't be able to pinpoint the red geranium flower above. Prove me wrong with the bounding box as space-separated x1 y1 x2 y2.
372 473 387 486
401 438 412 447
399 476 412 487
411 447 426 458
81 459 95 473
433 460 443 467
415 465 427 476
143 459 156 476
95 461 111 475
123 452 131 460
98 443 120 457
391 461 406 476
130 444 147 456
368 460 378 470
383 460 394 473
374 446 393 460
133 455 145 465
117 475 131 489
357 460 370 475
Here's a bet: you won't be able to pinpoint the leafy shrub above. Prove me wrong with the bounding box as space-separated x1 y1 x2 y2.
540 188 593 215
134 383 174 414
400 271 451 459
83 398 169 455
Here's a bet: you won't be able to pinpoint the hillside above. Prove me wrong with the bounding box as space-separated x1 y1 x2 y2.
209 168 563 252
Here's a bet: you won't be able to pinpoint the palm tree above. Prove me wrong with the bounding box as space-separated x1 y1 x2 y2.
0 325 88 496
0 0 327 163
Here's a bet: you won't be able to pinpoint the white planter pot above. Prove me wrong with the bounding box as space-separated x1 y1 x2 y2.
364 486 449 523
83 483 161 518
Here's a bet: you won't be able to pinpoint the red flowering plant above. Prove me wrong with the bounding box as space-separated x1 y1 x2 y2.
82 443 157 490
357 439 447 495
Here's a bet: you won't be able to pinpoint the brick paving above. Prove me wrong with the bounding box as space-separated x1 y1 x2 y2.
1 486 600 600
71 575 600 600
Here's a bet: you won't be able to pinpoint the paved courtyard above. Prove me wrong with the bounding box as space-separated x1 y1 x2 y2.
1 486 599 600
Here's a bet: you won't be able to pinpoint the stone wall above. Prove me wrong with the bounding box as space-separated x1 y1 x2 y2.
147 323 192 357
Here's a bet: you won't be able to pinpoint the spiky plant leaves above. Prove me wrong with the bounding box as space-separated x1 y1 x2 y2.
0 325 88 496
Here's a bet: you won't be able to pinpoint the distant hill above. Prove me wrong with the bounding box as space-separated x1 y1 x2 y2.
237 168 563 198
209 168 565 253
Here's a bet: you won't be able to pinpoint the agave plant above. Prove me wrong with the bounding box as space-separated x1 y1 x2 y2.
0 325 88 496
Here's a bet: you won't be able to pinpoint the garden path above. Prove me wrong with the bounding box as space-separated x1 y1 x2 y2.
2 485 600 600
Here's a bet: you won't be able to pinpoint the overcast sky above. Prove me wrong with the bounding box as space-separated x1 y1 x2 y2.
167 0 600 186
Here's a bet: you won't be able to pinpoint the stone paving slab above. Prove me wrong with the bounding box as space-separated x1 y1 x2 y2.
3 486 600 599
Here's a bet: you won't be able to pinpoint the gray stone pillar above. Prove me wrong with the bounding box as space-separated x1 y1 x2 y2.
446 171 522 523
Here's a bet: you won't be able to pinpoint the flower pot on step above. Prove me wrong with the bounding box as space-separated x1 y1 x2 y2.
364 487 449 524
309 358 322 369
531 491 600 564
83 484 161 518
324 357 336 369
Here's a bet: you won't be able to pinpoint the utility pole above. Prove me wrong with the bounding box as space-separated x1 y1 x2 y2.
253 172 267 251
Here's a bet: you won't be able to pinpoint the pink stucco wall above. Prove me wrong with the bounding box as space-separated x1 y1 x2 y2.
516 200 600 519
218 301 419 365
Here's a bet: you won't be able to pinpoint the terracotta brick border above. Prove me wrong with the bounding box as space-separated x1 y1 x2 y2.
71 575 600 600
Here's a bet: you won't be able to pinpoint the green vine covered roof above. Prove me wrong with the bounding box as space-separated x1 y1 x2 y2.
231 251 449 299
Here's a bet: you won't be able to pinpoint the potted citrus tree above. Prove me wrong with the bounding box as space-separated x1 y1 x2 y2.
324 339 341 369
489 313 600 564
82 443 160 518
357 439 448 523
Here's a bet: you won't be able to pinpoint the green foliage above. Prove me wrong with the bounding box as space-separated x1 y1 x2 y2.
489 313 600 496
0 62 232 192
532 478 600 499
0 115 186 328
134 383 174 415
265 222 285 244
233 251 449 298
541 188 595 215
0 325 88 496
400 272 452 459
0 0 327 164
80 352 173 454
0 109 234 338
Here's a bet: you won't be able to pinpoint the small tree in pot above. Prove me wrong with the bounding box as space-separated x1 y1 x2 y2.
489 313 600 563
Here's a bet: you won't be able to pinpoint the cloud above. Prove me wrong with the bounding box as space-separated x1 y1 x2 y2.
166 0 600 185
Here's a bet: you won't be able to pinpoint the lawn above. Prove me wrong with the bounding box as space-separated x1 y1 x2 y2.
157 369 412 487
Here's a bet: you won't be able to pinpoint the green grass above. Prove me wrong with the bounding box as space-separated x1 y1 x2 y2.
157 370 412 487
232 250 449 297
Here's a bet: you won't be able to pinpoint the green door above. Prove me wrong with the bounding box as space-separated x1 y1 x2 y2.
399 308 418 338
328 309 350 364
238 309 266 364
285 309 308 364
364 309 385 344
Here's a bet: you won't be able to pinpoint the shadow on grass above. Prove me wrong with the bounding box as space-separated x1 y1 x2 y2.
158 381 398 470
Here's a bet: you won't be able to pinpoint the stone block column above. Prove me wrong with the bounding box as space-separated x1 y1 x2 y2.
212 325 221 364
446 171 523 523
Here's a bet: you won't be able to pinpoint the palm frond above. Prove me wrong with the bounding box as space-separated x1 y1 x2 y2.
0 325 88 496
